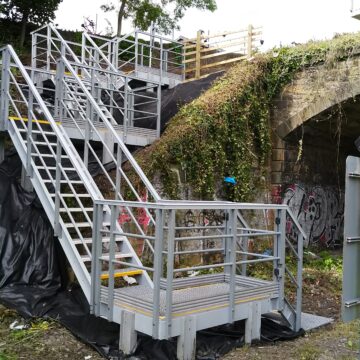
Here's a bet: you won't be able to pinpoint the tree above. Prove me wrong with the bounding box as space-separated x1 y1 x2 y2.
101 0 217 37
1 0 63 47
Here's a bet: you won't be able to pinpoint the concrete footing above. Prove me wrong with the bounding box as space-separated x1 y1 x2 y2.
177 316 196 360
245 301 261 344
119 311 137 355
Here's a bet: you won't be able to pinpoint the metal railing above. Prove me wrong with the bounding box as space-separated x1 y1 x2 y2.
91 200 304 335
84 30 185 82
31 24 162 139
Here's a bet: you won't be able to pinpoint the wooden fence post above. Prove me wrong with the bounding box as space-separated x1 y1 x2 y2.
195 30 202 79
247 24 253 58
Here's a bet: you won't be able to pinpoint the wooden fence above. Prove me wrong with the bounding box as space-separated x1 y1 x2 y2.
183 25 263 81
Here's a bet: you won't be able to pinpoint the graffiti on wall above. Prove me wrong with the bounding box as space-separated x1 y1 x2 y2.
282 184 344 247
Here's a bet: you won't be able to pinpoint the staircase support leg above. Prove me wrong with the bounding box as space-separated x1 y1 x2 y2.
119 310 137 355
245 301 261 344
102 132 114 165
0 134 4 163
177 316 196 360
21 166 33 192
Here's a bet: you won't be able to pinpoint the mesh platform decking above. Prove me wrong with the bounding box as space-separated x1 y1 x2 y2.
100 274 279 317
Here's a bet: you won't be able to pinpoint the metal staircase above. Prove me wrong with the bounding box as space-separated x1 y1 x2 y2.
0 25 305 360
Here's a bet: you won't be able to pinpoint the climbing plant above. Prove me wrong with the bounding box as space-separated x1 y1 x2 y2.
133 32 360 202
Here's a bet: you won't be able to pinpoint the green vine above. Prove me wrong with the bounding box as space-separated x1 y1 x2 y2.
134 32 360 202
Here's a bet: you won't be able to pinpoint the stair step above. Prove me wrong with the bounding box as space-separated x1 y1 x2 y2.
31 153 69 158
43 179 83 184
37 166 76 171
100 268 143 280
18 129 56 136
60 207 94 213
81 252 133 262
50 193 91 198
65 222 93 228
26 140 57 147
73 236 123 245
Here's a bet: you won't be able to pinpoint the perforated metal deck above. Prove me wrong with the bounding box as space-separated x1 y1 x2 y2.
100 274 279 317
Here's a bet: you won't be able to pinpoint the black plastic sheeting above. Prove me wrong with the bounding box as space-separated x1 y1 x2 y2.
0 154 304 359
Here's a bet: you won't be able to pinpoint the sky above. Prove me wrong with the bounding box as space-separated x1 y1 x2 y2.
55 0 360 49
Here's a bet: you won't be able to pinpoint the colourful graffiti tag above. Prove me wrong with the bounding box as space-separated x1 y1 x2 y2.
282 184 344 247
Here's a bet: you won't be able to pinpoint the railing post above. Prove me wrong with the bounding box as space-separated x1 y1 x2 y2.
274 208 286 309
113 38 119 70
46 25 51 71
55 58 65 121
90 203 103 316
195 30 202 79
165 209 175 338
0 48 10 132
152 208 164 339
156 83 161 138
295 231 303 331
135 31 139 72
247 24 253 59
107 204 118 321
229 209 237 323
26 75 34 177
81 33 86 65
31 33 37 69
124 77 128 142
53 139 62 236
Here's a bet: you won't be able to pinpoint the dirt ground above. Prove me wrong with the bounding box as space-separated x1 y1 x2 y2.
0 250 359 360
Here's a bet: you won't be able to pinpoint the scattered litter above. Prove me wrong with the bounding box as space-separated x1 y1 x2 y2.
9 320 28 330
84 356 92 360
188 271 200 277
123 275 137 285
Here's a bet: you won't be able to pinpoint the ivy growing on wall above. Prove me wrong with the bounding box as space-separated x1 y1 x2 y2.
134 32 360 202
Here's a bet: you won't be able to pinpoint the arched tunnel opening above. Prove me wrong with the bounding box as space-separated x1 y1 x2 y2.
276 96 360 248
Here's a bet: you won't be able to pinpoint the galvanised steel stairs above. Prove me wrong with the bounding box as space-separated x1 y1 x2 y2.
0 26 306 360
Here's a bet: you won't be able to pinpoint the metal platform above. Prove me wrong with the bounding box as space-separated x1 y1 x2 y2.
61 118 157 147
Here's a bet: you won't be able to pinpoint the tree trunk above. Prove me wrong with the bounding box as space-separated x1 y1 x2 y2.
117 0 127 37
19 12 29 48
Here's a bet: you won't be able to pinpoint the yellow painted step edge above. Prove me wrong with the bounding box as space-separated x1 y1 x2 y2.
100 269 143 280
9 116 61 126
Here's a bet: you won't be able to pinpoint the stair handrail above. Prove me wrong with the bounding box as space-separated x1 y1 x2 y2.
58 55 161 202
1 45 102 201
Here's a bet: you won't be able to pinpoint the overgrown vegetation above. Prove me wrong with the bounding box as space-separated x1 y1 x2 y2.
135 32 360 202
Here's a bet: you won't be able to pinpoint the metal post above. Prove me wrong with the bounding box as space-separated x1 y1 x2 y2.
229 209 237 323
113 38 119 70
124 77 128 142
0 134 5 163
81 33 86 65
156 84 161 138
165 209 176 338
134 31 139 72
54 139 62 236
0 48 10 131
91 203 104 316
46 25 51 71
152 209 164 339
342 156 360 322
278 209 286 309
295 232 303 331
107 204 118 321
26 81 34 177
31 33 37 69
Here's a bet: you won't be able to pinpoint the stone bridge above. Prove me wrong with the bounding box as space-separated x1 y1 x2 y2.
270 57 360 247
